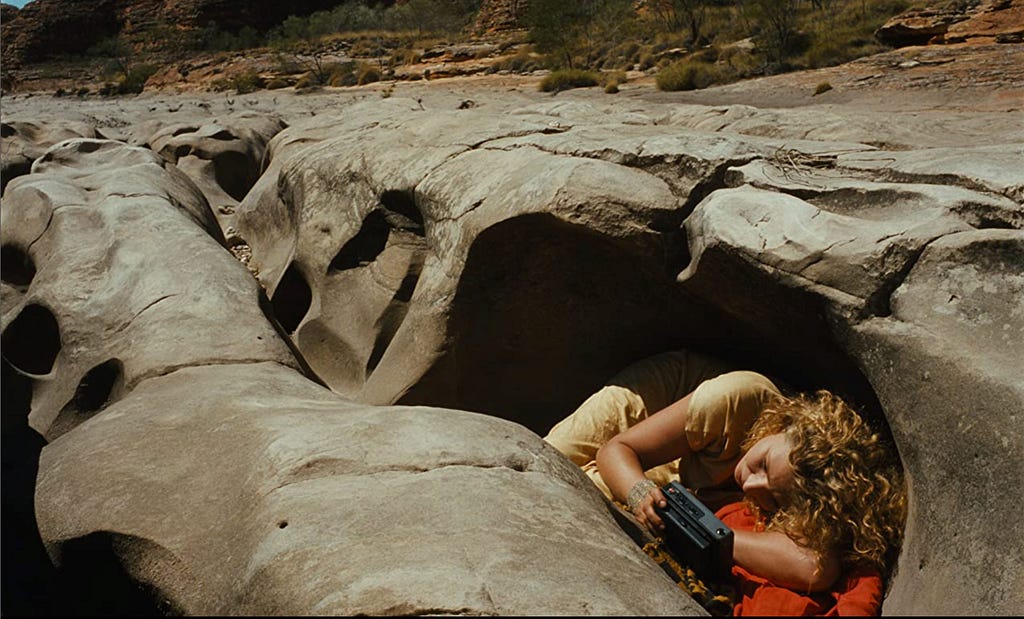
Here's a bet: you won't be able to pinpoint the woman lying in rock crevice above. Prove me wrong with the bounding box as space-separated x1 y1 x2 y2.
544 349 906 615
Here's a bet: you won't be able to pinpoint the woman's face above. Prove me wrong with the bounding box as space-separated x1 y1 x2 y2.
734 432 796 513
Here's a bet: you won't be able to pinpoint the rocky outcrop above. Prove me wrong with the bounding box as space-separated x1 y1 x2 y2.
0 0 345 68
473 0 529 33
4 137 702 616
0 120 106 193
144 112 287 233
2 83 1022 615
875 0 1024 46
234 97 1023 615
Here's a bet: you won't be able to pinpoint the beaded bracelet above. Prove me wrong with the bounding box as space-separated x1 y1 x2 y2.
627 478 658 513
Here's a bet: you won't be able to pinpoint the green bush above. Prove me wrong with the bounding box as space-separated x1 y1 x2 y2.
117 63 158 94
230 70 264 94
539 68 600 92
655 58 720 91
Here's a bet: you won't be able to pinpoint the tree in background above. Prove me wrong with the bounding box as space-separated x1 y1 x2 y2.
526 0 632 69
643 0 712 45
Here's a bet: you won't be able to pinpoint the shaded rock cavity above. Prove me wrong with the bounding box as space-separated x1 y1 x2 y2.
2 303 61 376
1 243 35 289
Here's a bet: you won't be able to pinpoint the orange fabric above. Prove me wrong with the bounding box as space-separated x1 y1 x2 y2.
715 503 884 617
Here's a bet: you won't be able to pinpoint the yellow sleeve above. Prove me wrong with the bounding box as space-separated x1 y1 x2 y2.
679 371 782 490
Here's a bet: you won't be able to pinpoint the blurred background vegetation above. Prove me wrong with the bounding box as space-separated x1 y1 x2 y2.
63 0 918 94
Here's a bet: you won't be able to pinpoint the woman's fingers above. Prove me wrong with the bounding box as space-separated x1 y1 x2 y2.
640 488 667 532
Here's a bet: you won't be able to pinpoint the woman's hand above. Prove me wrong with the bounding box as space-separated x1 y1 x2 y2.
627 478 668 534
596 393 695 531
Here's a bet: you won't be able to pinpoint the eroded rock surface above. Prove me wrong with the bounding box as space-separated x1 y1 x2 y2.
36 362 697 616
0 138 295 441
2 77 1022 616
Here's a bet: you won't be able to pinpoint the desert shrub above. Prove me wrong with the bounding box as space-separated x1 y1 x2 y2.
294 73 320 89
655 58 720 91
488 49 543 74
327 61 358 86
266 78 291 89
718 45 762 78
390 48 421 67
605 82 620 94
231 70 264 94
813 81 833 95
599 70 627 88
356 63 381 85
690 46 720 64
117 63 158 94
539 68 600 92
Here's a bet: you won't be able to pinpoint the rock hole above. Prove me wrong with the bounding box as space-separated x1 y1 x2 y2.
1 359 57 615
1 244 36 288
73 359 121 412
379 190 425 233
271 262 312 335
1 303 61 375
75 140 102 154
330 193 426 273
1 122 15 138
49 359 124 439
53 532 183 615
277 520 288 529
174 144 191 159
214 150 257 202
330 210 390 271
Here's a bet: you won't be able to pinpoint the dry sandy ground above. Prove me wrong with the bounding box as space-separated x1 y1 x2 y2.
2 42 1022 149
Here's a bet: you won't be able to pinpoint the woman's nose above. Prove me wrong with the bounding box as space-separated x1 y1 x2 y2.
743 472 767 492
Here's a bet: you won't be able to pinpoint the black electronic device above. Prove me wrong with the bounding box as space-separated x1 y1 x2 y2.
653 481 735 582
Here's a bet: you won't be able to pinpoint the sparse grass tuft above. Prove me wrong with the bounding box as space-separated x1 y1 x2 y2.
656 58 720 91
539 68 599 92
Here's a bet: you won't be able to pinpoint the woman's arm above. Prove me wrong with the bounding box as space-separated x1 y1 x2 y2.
596 394 695 531
733 528 842 592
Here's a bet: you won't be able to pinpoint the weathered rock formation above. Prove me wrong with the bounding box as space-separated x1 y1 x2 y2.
2 135 703 614
234 97 1022 615
876 0 1024 46
1 83 1022 615
473 0 529 34
0 0 346 68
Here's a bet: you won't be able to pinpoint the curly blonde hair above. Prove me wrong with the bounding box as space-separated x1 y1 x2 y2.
744 390 907 577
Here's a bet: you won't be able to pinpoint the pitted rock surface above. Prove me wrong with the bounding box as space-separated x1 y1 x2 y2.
0 138 296 440
2 72 1022 616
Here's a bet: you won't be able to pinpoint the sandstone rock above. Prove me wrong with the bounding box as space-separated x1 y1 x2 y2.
4 79 1023 617
0 0 344 67
236 98 699 432
1 120 105 193
473 0 529 34
0 138 297 440
35 362 701 615
875 7 970 47
876 0 1024 46
942 0 1024 43
840 229 1024 614
145 112 287 232
835 144 1024 203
